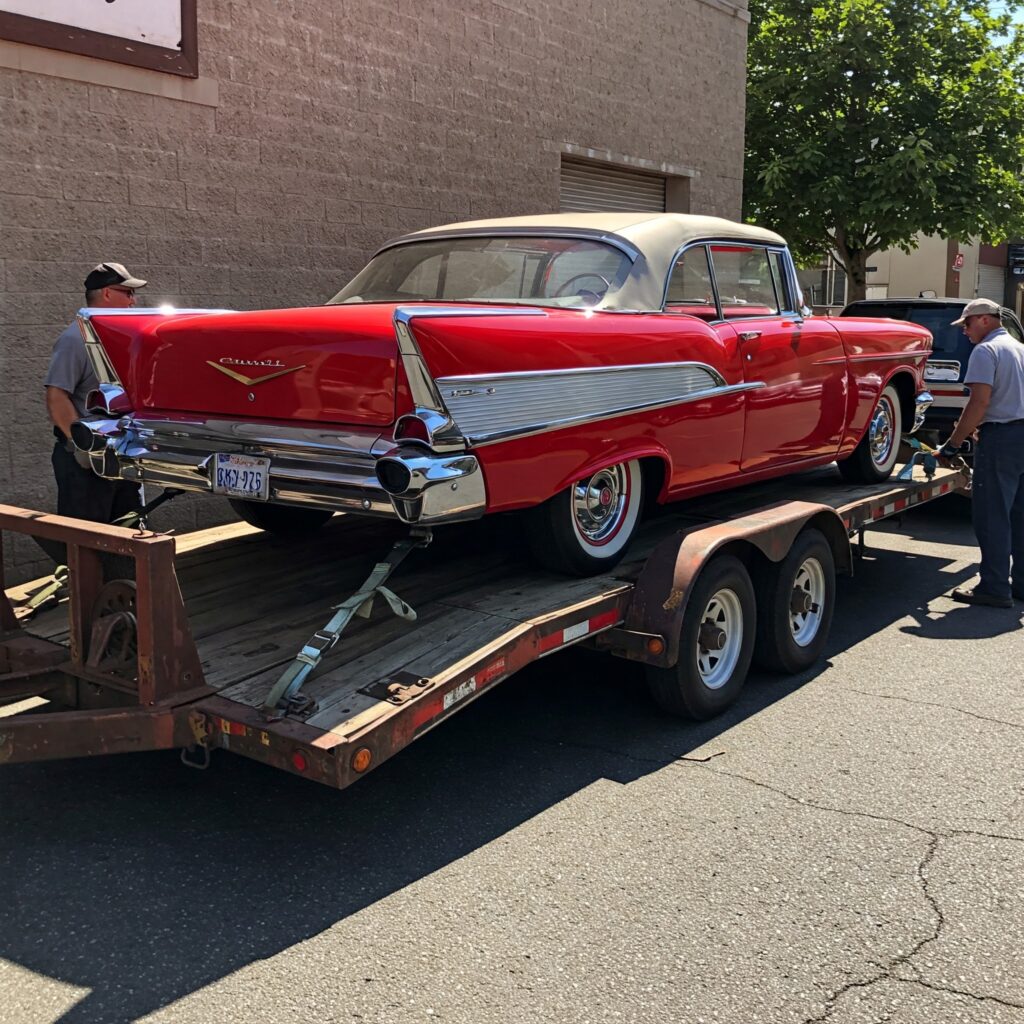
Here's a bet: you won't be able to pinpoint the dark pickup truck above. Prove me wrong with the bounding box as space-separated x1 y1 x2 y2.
840 297 1024 446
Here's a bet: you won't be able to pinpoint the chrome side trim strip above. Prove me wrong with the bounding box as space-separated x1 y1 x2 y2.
846 349 932 362
458 381 765 447
438 360 728 387
438 362 731 442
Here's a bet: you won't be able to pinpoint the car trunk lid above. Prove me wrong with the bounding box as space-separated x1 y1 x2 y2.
87 305 404 427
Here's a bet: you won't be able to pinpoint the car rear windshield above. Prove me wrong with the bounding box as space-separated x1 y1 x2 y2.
843 303 964 354
327 236 633 308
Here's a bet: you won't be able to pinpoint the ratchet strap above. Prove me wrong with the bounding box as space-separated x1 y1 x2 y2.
261 528 431 719
14 565 69 621
896 437 946 482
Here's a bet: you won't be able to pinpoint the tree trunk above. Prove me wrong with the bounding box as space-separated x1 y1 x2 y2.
842 250 869 303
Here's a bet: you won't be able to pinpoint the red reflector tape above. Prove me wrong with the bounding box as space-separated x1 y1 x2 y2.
539 608 620 653
218 718 247 736
474 656 506 687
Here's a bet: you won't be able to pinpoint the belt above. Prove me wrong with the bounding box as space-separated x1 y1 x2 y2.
981 418 1024 428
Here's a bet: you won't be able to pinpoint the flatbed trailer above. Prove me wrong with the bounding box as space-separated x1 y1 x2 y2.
0 462 968 789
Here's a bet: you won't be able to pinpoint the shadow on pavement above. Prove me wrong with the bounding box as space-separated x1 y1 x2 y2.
0 497 992 1022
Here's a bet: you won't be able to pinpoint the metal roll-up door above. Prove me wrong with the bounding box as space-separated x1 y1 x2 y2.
559 159 666 213
977 264 1006 304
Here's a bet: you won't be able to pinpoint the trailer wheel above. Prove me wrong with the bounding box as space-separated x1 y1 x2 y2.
838 384 902 483
753 528 836 674
229 499 334 536
646 555 755 720
527 459 643 576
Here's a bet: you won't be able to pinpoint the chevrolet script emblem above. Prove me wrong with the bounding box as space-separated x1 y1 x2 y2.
207 358 305 386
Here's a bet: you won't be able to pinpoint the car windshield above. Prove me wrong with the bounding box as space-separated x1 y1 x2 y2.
327 236 632 308
844 303 964 354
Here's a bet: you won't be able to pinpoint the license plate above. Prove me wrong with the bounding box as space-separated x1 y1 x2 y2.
212 453 271 501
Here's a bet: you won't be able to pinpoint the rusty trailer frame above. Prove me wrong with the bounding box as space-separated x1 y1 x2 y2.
0 466 969 788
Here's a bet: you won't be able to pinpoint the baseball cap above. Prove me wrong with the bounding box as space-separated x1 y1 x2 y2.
951 297 1001 325
84 262 148 292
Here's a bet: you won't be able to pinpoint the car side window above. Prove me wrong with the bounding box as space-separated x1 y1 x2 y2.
1001 314 1024 342
767 250 795 313
665 245 719 320
709 245 780 319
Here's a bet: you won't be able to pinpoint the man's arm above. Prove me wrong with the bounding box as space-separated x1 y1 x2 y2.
45 386 79 441
944 383 992 449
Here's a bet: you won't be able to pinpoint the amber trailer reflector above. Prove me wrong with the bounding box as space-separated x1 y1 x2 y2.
646 636 666 656
351 747 373 773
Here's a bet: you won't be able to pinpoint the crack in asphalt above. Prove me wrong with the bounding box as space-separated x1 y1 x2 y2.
520 733 1024 844
847 689 1024 731
949 827 1024 844
891 834 943 967
801 974 889 1024
662 766 1024 1022
688 763 936 836
897 977 1024 1010
798 838 943 1024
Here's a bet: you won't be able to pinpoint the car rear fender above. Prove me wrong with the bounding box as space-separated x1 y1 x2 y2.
550 446 673 502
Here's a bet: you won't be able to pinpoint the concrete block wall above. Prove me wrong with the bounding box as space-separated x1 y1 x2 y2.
1 0 748 583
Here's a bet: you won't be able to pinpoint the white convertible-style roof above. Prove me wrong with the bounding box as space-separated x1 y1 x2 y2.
383 213 789 311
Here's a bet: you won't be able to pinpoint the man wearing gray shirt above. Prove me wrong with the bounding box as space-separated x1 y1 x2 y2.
41 263 145 561
940 297 1024 607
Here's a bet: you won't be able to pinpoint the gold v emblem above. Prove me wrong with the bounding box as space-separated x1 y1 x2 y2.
206 361 305 386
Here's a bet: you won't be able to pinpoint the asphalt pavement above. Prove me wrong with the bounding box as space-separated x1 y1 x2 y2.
1 495 1022 1024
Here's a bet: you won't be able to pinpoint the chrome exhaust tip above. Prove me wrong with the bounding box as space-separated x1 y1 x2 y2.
70 420 109 453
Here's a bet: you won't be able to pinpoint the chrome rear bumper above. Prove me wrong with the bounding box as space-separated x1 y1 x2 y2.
73 416 487 524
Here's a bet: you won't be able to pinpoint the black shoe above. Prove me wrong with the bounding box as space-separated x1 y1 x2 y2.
951 586 1014 608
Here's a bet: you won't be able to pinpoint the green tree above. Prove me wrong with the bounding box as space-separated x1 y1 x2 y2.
745 0 1024 301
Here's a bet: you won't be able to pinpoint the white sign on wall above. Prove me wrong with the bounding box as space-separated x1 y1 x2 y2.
1 0 182 50
0 0 196 76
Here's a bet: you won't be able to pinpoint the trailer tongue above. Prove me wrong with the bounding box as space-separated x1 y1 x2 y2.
1 464 968 789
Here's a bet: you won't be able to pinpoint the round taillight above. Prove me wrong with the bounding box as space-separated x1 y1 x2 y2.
376 458 413 495
351 747 372 773
291 750 308 773
395 416 431 444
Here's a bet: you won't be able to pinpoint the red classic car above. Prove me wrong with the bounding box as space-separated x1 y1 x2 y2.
72 213 933 574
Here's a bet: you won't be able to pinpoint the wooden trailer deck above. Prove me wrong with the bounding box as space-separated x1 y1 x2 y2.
2 463 968 786
12 512 639 728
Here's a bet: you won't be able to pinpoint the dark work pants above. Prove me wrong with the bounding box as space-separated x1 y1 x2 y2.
36 441 142 570
971 420 1024 599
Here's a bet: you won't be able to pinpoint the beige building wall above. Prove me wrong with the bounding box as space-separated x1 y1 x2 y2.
865 234 980 299
0 0 751 583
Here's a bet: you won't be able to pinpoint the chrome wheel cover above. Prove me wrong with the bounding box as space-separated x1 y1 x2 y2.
790 557 826 647
572 464 631 545
695 588 744 690
868 395 896 468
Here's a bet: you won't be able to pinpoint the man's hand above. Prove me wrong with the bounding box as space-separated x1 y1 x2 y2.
938 439 965 459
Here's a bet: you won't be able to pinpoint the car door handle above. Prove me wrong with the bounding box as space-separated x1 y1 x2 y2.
739 331 762 341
